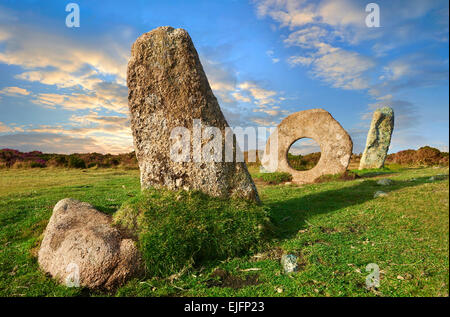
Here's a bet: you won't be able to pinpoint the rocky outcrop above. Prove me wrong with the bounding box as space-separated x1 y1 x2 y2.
38 199 143 290
261 109 353 184
359 107 394 170
127 26 259 202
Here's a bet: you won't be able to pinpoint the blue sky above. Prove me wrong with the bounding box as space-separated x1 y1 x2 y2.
0 0 448 154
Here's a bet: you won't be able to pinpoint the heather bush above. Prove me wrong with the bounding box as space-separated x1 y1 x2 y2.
30 159 46 168
386 146 448 166
68 155 86 169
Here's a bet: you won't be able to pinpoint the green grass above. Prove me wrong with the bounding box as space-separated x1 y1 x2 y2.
354 164 403 177
254 171 292 184
113 188 270 277
0 166 448 297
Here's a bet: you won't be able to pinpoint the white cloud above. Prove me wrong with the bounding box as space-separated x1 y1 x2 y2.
288 138 321 155
16 70 102 90
238 81 278 105
30 81 128 113
253 0 445 93
253 108 280 116
310 48 374 90
0 24 128 83
231 92 252 103
255 0 373 43
14 111 134 154
266 50 280 63
0 86 31 96
201 56 236 92
288 56 314 66
317 0 365 27
0 121 12 133
0 28 10 41
288 40 374 90
284 26 329 48
370 54 449 97
255 0 317 28
250 117 277 126
0 18 130 115
281 22 375 90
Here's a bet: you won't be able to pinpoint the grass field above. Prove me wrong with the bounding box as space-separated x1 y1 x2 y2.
0 166 448 297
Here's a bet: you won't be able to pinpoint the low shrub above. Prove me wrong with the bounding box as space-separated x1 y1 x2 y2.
113 188 271 277
11 161 31 169
256 172 292 184
386 146 449 166
68 155 86 169
415 146 443 165
47 155 67 167
30 159 46 168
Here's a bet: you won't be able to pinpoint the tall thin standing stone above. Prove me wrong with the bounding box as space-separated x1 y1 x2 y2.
359 106 395 169
127 26 259 202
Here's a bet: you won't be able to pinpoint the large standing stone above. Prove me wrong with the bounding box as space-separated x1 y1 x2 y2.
38 199 143 289
359 107 394 170
261 109 353 184
127 26 259 202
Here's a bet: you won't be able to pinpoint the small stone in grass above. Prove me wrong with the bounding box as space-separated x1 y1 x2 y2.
377 178 393 186
374 191 388 198
429 174 448 181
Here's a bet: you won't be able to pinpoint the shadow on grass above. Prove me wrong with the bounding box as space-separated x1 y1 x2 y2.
351 168 400 178
356 171 398 178
266 176 436 240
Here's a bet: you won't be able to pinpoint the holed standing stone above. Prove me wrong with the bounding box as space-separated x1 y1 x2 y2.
127 26 259 202
261 109 353 184
359 106 394 170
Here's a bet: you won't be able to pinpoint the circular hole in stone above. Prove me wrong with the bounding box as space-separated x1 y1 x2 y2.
287 138 321 171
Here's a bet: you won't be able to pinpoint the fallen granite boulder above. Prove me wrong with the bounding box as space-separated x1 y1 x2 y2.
38 198 143 289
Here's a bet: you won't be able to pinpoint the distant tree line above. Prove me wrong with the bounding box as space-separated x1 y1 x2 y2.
0 146 448 169
0 149 138 169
